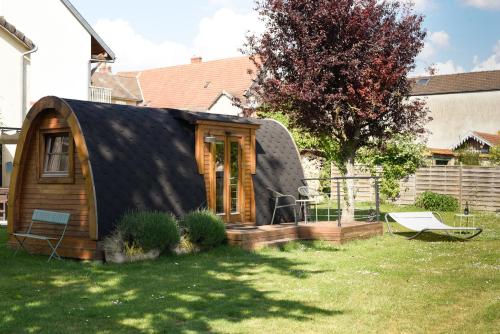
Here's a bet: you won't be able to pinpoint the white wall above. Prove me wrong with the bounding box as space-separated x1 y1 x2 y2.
0 28 27 186
0 28 25 128
208 94 243 116
0 0 94 186
1 0 91 107
414 91 500 149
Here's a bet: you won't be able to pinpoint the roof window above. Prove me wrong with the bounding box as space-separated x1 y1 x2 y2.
416 78 430 86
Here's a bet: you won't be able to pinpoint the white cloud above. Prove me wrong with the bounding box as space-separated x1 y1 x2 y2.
386 0 432 11
93 9 263 72
433 60 465 74
417 31 451 62
412 0 432 10
413 30 462 75
193 8 263 61
429 31 450 48
462 0 500 10
94 19 191 72
472 40 500 71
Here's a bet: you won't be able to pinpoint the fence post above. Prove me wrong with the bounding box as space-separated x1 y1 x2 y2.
336 179 341 227
459 163 463 210
374 178 380 223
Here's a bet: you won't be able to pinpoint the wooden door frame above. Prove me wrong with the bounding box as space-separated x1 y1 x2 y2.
194 121 260 224
209 135 243 223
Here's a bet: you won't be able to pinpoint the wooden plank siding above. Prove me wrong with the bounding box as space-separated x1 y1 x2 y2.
7 111 99 259
329 164 500 211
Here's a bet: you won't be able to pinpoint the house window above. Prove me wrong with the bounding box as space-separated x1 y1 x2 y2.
43 134 70 175
38 130 74 183
434 158 450 166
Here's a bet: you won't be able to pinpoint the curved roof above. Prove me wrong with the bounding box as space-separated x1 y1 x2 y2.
17 97 304 237
253 119 305 225
63 99 206 237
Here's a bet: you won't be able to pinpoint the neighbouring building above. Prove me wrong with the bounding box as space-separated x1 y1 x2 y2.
118 56 258 116
410 70 500 165
91 63 143 106
0 0 115 186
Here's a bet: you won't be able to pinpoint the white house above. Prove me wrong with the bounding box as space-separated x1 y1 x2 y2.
0 0 115 186
410 70 500 165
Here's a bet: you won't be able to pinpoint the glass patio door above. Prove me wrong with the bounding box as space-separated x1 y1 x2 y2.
212 136 242 223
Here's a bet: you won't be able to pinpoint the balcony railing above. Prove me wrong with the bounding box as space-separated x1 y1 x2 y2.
89 86 112 103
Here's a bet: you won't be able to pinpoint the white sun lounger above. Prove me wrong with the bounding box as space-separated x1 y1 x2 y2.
385 212 482 240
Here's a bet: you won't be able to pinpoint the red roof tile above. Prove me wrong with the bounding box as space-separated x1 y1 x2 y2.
119 56 257 111
473 131 500 147
428 148 454 156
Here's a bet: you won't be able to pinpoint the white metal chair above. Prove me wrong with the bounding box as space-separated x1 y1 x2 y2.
385 211 482 240
267 188 297 225
298 186 324 222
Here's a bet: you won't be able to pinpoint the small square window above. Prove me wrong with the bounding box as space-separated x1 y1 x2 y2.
43 133 70 176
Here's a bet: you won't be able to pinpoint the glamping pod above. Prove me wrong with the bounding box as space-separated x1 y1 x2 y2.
8 96 304 259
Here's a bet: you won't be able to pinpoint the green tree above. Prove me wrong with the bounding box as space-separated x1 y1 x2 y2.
456 149 480 166
358 135 426 200
489 146 500 166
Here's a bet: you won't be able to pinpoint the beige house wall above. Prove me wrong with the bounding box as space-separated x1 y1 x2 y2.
413 91 500 149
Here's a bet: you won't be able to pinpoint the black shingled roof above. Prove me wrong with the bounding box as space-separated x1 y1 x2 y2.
62 99 304 236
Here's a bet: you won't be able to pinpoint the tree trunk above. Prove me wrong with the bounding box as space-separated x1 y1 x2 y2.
341 154 356 224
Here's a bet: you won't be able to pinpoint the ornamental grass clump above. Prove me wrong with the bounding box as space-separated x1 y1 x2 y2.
117 210 180 254
180 210 226 249
415 191 459 212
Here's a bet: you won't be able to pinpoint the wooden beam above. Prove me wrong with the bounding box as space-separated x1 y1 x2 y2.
8 97 99 241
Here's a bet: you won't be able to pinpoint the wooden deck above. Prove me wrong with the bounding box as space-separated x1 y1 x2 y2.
226 221 384 250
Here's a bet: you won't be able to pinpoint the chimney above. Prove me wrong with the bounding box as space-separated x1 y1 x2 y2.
191 56 202 64
97 62 112 74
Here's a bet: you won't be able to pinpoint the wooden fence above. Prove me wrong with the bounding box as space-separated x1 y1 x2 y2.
327 165 500 212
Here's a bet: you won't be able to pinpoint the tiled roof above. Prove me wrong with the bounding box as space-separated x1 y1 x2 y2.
119 56 257 111
451 131 500 150
0 16 35 49
91 72 143 102
428 148 454 156
410 70 500 96
473 131 500 147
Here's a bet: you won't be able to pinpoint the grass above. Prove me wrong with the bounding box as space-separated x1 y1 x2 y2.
0 204 499 333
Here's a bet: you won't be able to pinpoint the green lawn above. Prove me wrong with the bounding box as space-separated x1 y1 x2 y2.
1 205 499 333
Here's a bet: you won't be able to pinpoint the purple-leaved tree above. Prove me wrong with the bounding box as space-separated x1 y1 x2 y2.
245 0 430 222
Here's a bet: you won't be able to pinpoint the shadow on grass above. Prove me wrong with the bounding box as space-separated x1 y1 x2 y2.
392 231 471 242
0 232 341 333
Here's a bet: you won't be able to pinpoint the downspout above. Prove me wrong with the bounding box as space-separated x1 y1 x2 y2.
21 44 37 119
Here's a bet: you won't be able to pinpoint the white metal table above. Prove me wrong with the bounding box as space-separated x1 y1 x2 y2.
454 214 475 228
296 199 316 223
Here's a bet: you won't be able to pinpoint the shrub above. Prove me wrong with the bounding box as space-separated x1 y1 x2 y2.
117 211 180 253
457 149 480 166
415 191 459 212
180 210 226 249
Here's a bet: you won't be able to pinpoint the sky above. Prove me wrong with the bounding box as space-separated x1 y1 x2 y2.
71 0 500 75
